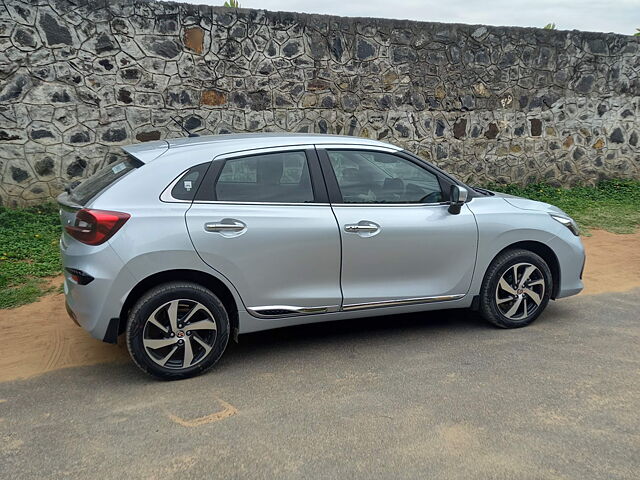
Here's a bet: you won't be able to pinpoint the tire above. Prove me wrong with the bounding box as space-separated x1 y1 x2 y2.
479 249 552 328
126 282 230 380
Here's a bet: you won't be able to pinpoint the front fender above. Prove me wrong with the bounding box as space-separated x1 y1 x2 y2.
467 197 564 295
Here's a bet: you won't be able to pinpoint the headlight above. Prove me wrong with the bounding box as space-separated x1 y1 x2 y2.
550 214 579 236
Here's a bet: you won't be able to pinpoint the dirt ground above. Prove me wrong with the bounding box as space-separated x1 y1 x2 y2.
1 229 638 383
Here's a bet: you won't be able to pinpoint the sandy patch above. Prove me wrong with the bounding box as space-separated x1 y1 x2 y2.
581 229 640 295
0 229 638 382
0 285 128 382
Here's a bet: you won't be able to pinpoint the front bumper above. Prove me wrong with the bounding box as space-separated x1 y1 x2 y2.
547 231 585 299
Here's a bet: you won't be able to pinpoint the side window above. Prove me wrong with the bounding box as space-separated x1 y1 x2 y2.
215 151 315 203
170 163 210 201
327 150 443 204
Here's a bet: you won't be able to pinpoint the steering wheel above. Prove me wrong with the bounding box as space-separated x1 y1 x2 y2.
419 191 442 203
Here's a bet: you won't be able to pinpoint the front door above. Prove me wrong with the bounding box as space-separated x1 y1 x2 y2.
186 147 342 316
319 147 478 308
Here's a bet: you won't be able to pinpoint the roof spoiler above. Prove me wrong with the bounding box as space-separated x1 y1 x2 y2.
121 140 170 164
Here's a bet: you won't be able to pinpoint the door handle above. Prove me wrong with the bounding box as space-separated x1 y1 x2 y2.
344 222 380 233
204 220 245 232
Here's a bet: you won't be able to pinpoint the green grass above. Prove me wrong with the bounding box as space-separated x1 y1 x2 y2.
0 180 638 309
0 203 62 308
485 179 640 235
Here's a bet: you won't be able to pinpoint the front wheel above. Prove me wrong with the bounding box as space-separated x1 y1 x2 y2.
126 282 230 380
479 249 552 328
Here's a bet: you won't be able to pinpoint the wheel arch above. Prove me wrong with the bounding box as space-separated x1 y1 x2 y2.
118 269 240 338
493 241 561 299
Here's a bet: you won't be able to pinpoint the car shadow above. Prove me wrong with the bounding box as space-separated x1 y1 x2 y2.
221 308 488 363
98 307 488 384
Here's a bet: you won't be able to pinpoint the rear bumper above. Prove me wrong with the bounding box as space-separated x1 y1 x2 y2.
65 300 80 327
60 234 136 342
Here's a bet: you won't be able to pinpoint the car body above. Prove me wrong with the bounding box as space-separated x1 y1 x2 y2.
58 133 585 379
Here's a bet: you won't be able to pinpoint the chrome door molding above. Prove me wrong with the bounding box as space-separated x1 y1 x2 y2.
342 294 465 311
247 305 341 318
247 294 465 318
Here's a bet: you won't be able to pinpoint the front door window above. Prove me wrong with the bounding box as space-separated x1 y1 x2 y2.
327 150 443 204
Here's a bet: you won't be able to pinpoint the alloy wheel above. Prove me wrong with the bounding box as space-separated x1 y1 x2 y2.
495 262 545 321
142 299 217 369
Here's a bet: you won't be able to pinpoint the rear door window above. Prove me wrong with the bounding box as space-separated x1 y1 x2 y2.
214 151 315 203
70 156 142 205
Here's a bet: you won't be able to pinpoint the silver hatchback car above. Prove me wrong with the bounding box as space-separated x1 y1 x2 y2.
58 133 585 379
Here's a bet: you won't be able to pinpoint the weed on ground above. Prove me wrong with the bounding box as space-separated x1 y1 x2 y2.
0 203 61 308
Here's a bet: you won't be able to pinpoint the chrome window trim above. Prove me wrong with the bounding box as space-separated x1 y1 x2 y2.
192 201 331 206
214 144 317 161
331 202 450 208
342 294 465 311
316 144 402 153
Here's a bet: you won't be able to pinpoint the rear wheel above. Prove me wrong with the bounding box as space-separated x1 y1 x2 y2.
126 282 230 380
479 249 552 328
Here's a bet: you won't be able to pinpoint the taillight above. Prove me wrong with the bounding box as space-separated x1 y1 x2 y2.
65 209 130 245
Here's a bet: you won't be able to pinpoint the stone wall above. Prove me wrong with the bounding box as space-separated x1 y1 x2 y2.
0 0 639 205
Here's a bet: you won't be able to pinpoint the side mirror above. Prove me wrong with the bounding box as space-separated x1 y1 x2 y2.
448 185 468 214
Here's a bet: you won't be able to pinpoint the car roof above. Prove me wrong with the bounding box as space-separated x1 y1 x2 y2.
122 133 401 163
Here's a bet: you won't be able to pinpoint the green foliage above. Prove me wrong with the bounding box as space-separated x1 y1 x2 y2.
634 28 640 36
224 0 240 7
0 203 62 308
544 23 556 30
485 179 640 234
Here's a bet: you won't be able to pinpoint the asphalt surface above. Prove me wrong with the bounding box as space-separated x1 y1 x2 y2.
1 289 639 480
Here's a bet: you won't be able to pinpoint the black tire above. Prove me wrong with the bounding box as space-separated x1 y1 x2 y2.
126 282 230 380
479 249 552 328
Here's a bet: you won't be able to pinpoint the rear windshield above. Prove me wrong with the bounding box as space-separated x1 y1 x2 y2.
70 156 142 205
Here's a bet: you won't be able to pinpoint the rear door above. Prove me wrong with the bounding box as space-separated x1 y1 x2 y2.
318 146 478 309
186 146 342 317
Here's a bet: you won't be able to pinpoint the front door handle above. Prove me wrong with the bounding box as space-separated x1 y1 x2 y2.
204 220 245 232
344 221 380 235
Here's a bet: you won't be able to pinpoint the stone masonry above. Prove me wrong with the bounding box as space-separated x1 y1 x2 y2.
0 0 639 205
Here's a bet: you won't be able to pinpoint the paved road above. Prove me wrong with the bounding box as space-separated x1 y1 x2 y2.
1 289 639 480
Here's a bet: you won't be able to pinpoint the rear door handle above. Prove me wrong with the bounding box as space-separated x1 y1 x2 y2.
344 221 380 234
204 220 245 232
344 224 378 232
